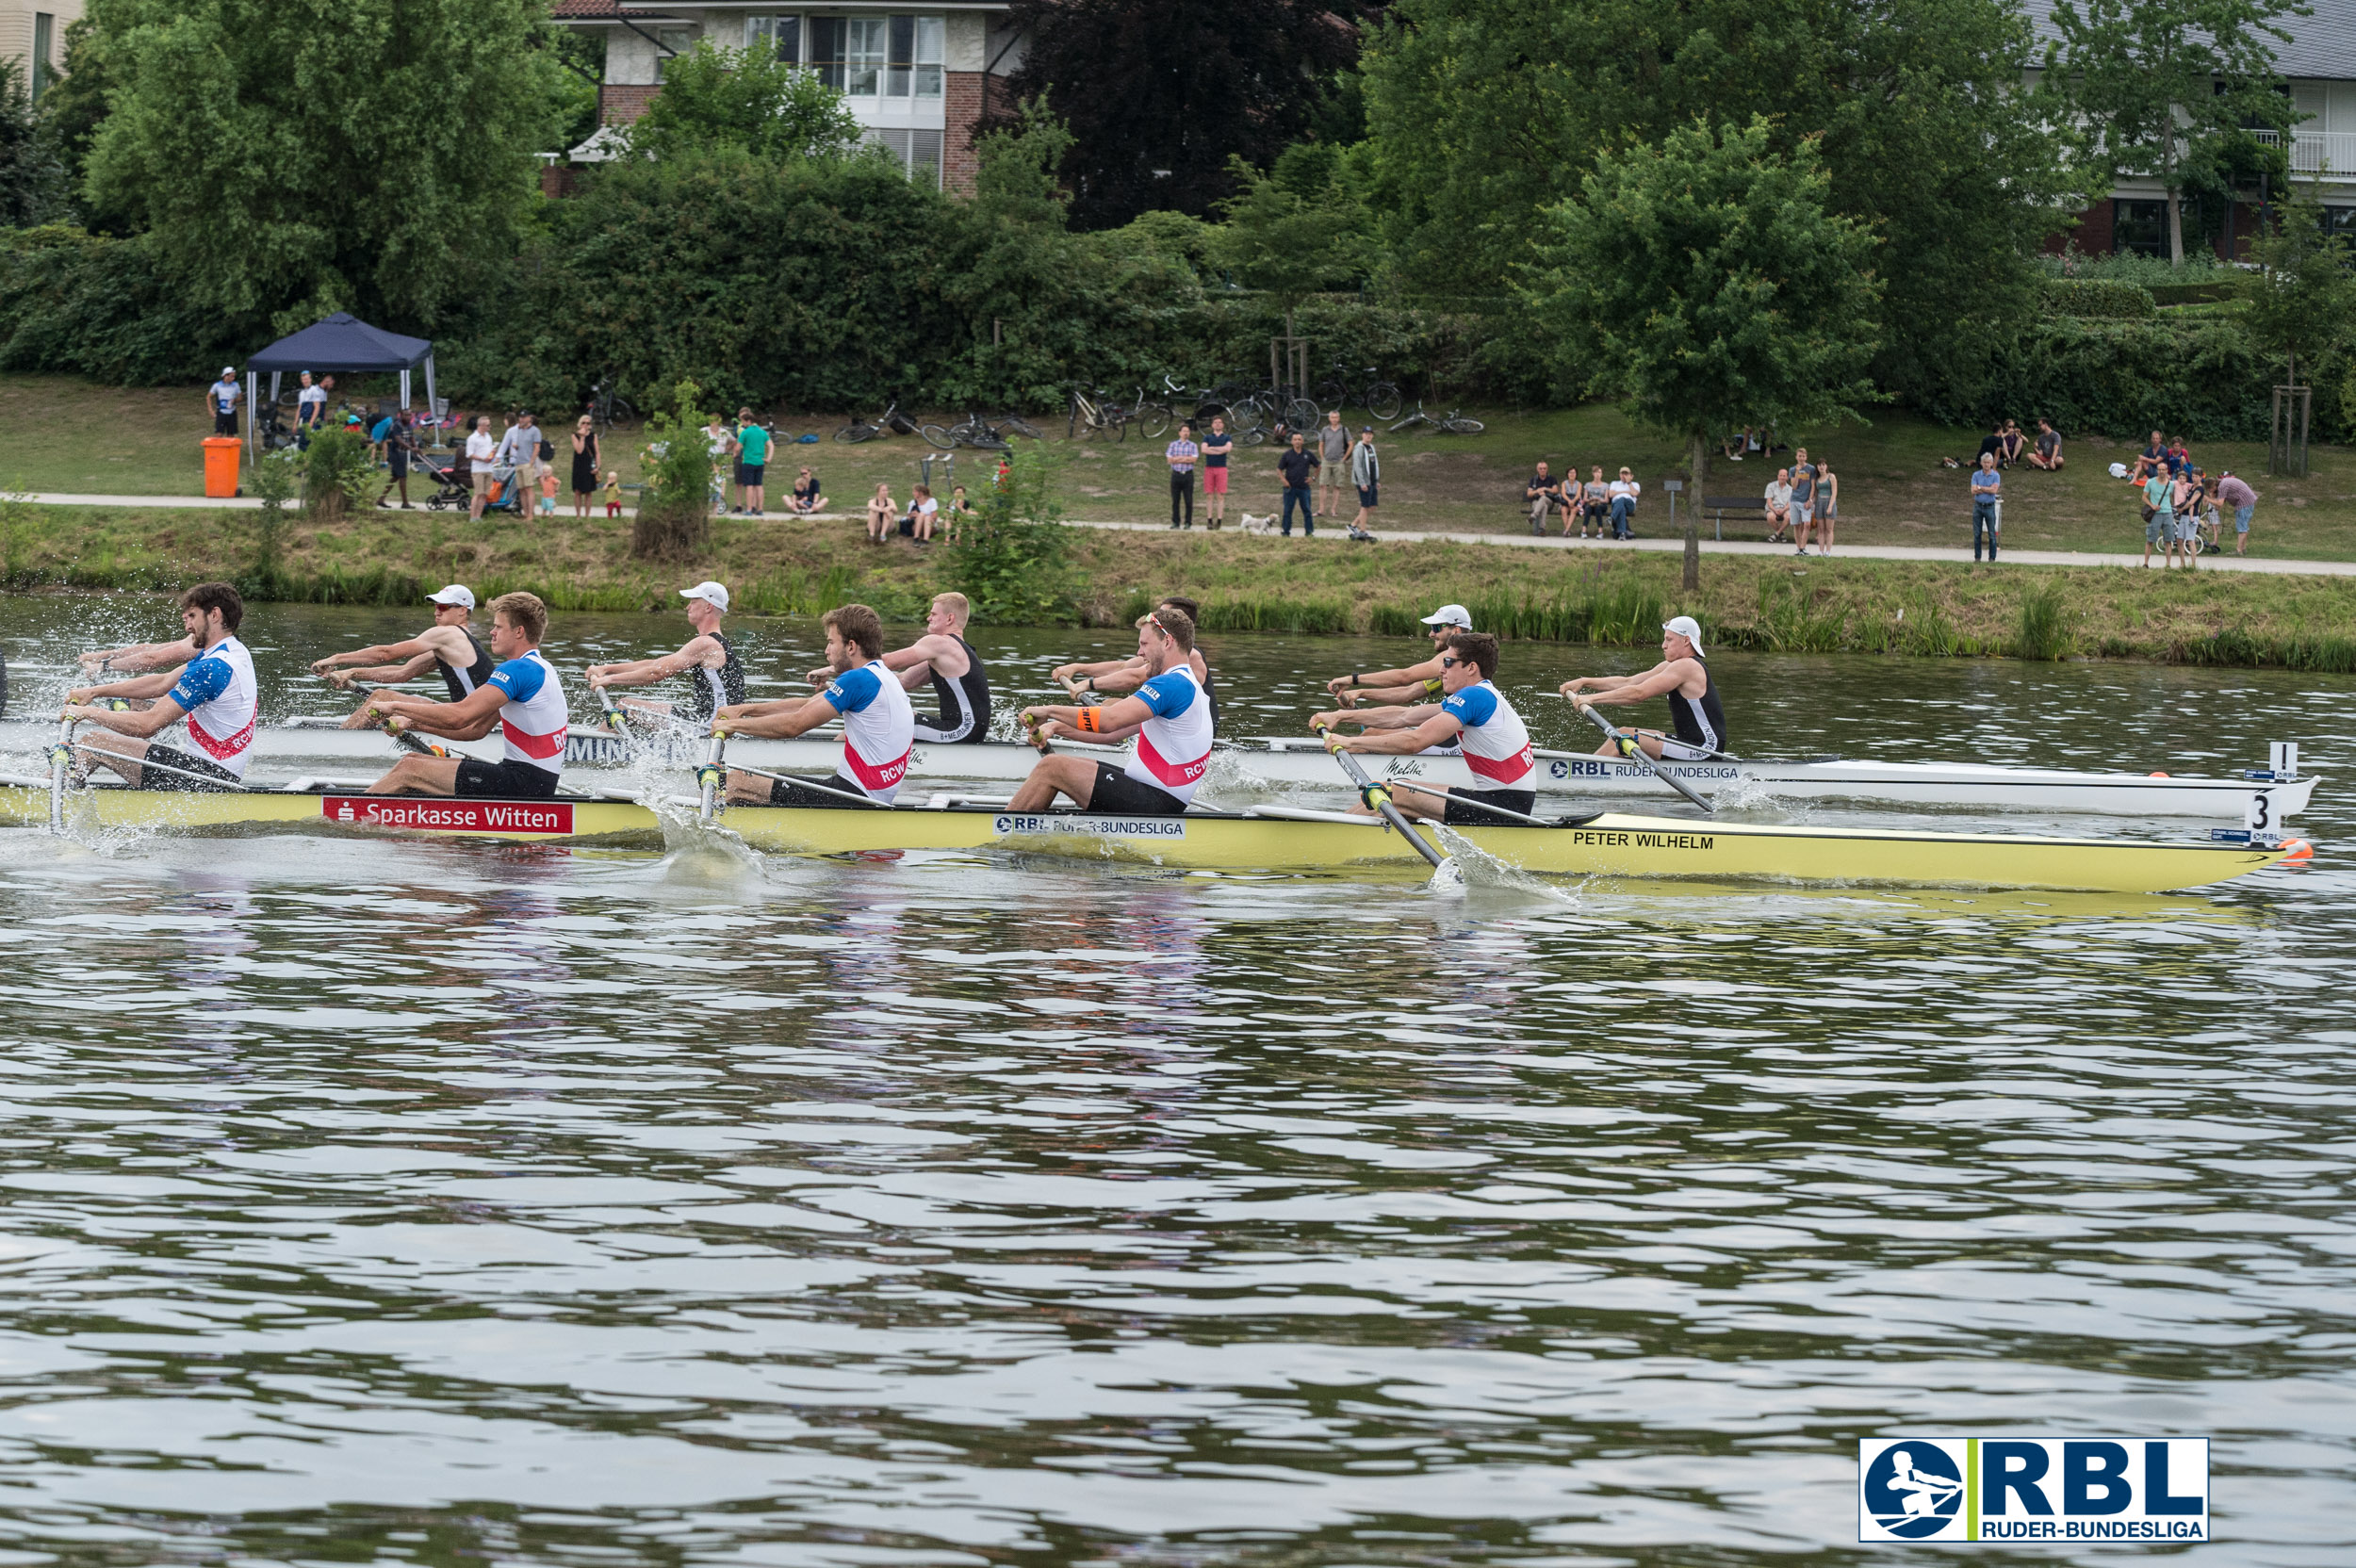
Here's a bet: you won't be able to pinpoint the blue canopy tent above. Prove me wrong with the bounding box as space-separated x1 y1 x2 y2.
242 314 437 456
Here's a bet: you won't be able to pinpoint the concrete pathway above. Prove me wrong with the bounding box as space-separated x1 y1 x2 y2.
20 491 2352 579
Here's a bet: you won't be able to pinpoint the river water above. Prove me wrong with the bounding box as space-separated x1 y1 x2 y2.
0 598 2349 1567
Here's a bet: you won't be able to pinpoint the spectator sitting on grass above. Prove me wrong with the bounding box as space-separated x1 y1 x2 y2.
1976 421 2006 468
1763 467 1794 543
787 466 822 514
2166 434 2192 478
944 484 974 542
1999 420 2027 466
867 482 895 545
908 483 939 545
2132 430 2167 482
2027 418 2064 470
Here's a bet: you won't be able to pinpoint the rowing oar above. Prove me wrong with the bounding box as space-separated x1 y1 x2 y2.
1568 700 1714 813
1059 674 1099 706
597 686 630 735
1312 720 1464 894
703 736 891 812
696 729 726 822
47 717 73 835
364 704 450 759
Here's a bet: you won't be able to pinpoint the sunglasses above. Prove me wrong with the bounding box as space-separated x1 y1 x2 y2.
1439 655 1468 669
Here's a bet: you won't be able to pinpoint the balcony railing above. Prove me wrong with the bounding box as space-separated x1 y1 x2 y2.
2251 128 2356 177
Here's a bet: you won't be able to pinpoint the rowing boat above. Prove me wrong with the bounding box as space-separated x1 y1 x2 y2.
0 721 2314 819
0 782 2289 893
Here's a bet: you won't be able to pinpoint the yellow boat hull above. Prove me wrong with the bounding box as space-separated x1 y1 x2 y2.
0 787 2285 894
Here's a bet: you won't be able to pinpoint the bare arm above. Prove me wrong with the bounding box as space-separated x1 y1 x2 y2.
362 682 508 742
80 637 197 674
1017 694 1153 747
1308 702 1440 733
587 636 720 690
1326 655 1441 694
313 632 449 675
60 692 190 739
712 692 845 741
1052 656 1144 685
65 668 186 705
326 651 440 688
1565 662 1694 707
1322 711 1464 756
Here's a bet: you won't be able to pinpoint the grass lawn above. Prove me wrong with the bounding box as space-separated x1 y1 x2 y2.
5 371 2353 561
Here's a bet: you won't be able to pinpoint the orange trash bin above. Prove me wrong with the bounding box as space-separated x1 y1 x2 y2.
202 436 243 498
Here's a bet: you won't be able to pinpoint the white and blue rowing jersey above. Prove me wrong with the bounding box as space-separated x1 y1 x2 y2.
1439 679 1534 790
823 659 915 801
1122 666 1215 805
489 649 568 778
167 635 259 778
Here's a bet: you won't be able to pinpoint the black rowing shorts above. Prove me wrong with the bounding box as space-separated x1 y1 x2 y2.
768 773 864 807
1088 761 1187 816
1443 785 1535 825
455 758 561 798
143 744 240 792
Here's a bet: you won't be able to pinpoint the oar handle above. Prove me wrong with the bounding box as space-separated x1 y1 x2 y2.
1059 674 1098 706
1313 722 1450 874
697 729 727 821
597 686 629 733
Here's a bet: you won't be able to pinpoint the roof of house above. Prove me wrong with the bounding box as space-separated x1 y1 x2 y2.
2024 0 2356 81
548 0 618 15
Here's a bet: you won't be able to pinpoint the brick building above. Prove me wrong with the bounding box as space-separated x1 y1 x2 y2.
2026 0 2356 258
550 0 1025 194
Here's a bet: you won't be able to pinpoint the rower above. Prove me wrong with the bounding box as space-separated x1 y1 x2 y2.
583 580 745 727
1324 602 1471 709
309 583 497 728
1313 631 1533 824
713 604 914 805
1050 594 1219 725
358 592 568 797
1559 613 1726 760
77 631 201 676
1011 607 1211 815
870 591 991 743
58 582 256 792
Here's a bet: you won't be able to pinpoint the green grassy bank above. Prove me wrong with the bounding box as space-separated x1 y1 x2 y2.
6 501 2356 672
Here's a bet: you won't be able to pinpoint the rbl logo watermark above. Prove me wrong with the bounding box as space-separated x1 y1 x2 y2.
1858 1437 2209 1544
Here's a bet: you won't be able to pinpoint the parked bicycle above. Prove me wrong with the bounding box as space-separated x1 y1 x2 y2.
923 411 1042 451
1388 400 1485 436
586 379 636 433
1068 386 1135 442
1315 363 1403 422
835 400 921 444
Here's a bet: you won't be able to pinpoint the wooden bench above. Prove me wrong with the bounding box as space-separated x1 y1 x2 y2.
1701 494 1767 541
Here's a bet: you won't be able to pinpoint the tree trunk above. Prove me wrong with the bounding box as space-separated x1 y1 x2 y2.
1683 433 1706 592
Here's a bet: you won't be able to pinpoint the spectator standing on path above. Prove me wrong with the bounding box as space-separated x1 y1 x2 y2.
736 410 771 517
1350 426 1380 539
1763 467 1794 544
2217 470 2258 555
1277 433 1319 537
1789 448 1817 554
1971 453 2002 561
2028 418 2064 470
2139 465 2176 568
1166 422 1200 530
1608 469 1642 539
1201 416 1234 530
1317 411 1351 520
495 413 539 515
570 416 600 519
1526 462 1560 536
466 415 498 522
205 368 241 436
380 414 419 510
2170 468 2200 569
1813 458 1838 555
294 372 325 449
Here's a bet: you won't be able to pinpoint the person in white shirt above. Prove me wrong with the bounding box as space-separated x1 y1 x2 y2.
1607 469 1642 539
1763 467 1794 543
908 483 940 544
466 415 499 521
294 372 326 448
205 368 242 437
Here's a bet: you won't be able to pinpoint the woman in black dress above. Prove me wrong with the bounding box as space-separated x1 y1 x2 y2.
569 416 600 518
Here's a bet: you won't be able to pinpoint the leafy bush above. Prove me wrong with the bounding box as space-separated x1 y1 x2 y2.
944 443 1078 624
631 380 715 562
2042 279 2154 319
300 424 377 521
0 226 250 383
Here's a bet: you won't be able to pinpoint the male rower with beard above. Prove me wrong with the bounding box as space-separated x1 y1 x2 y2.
356 592 569 797
309 584 497 728
1310 631 1533 824
58 582 257 791
1558 614 1727 760
876 591 992 743
1012 607 1212 815
583 580 745 727
1050 594 1218 725
712 604 915 806
1325 602 1473 710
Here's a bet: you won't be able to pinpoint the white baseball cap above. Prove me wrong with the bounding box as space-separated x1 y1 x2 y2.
1662 614 1705 654
679 580 730 612
1420 603 1473 629
426 584 476 609
220 366 236 377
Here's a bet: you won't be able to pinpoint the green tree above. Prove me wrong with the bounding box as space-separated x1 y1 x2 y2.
2243 190 2352 395
1361 0 2068 393
0 58 65 226
1524 118 1881 579
28 18 110 222
81 0 564 327
622 41 862 162
1209 150 1370 351
2045 0 2306 267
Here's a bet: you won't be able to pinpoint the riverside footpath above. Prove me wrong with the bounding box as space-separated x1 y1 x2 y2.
15 493 2356 579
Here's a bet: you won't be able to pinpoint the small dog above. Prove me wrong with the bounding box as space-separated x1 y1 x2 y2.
1238 512 1274 535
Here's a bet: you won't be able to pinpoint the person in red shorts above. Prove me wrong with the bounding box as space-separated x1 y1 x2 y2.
1200 414 1234 530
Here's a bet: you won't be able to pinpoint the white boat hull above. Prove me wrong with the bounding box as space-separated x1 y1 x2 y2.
0 722 2314 819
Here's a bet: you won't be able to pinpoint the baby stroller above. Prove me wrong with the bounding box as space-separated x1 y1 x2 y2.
419 453 475 511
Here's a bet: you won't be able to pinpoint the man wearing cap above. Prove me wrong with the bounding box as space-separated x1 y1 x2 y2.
1559 614 1727 760
584 580 746 727
313 585 499 727
205 368 242 437
1324 603 1473 710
